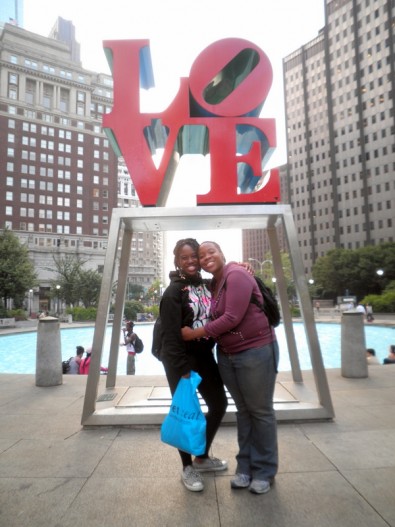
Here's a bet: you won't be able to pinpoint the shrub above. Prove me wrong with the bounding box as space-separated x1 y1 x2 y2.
8 308 27 321
66 306 97 321
124 300 144 321
360 292 395 313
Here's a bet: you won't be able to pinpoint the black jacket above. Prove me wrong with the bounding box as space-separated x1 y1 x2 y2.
160 271 214 377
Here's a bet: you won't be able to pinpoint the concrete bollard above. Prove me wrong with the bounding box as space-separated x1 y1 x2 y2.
341 311 368 378
36 316 62 387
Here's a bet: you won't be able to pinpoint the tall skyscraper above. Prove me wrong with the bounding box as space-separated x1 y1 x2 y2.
283 0 394 275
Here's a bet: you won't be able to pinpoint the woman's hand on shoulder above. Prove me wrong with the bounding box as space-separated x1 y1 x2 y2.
239 261 255 275
230 261 255 275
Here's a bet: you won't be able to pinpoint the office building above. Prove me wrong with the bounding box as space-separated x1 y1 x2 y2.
283 0 395 275
0 21 163 312
117 160 164 292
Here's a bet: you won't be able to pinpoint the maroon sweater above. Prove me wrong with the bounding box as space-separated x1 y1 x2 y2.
204 263 276 354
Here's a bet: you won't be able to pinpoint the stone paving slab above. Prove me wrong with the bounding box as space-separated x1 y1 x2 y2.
0 368 394 527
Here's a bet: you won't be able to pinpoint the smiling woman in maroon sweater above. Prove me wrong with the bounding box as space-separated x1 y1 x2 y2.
182 241 279 495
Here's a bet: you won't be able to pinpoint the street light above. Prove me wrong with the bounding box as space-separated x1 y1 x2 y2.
56 284 60 316
376 269 384 277
248 258 273 276
29 289 33 317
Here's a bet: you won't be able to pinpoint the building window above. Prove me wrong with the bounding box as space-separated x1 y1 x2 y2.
8 72 18 100
25 79 36 105
76 90 85 116
43 84 54 109
59 88 70 113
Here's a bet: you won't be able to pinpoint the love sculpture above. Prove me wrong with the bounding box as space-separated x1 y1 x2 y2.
81 38 334 428
102 38 280 206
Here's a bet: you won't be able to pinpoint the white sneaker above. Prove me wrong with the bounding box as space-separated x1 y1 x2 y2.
230 473 251 489
181 465 204 492
249 479 271 494
193 457 228 472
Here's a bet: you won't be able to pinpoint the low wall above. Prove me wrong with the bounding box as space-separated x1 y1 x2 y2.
0 318 16 328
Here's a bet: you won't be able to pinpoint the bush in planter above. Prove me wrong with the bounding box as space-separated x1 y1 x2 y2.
66 307 97 321
8 309 27 321
361 292 395 313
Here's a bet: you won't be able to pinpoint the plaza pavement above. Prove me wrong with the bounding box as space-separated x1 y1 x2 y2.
0 314 394 526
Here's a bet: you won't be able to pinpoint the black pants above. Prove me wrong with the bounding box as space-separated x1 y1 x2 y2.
163 349 228 467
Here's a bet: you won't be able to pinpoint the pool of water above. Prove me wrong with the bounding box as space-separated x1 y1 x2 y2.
0 322 394 375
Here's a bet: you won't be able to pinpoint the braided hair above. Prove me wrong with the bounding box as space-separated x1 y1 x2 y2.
173 238 200 269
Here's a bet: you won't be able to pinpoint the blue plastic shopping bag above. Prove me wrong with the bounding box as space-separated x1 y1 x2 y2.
161 370 206 455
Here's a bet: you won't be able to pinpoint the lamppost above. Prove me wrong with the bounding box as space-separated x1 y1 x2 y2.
56 284 60 316
376 269 384 294
29 289 33 317
248 258 273 278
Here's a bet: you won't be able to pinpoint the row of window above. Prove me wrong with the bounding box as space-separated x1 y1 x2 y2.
7 135 109 160
9 75 113 118
7 106 104 136
4 192 110 211
6 163 110 184
297 217 393 238
4 206 109 223
3 220 109 237
8 54 91 85
32 237 107 250
293 198 393 212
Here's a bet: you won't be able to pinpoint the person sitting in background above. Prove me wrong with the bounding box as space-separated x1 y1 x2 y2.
69 346 84 374
79 348 109 375
366 348 380 365
383 345 395 365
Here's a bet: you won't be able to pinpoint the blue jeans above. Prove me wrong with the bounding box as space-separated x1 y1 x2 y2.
218 341 279 481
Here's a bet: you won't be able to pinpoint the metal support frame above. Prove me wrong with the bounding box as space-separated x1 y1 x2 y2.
81 204 334 425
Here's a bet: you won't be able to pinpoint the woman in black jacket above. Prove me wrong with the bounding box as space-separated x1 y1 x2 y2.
160 238 228 492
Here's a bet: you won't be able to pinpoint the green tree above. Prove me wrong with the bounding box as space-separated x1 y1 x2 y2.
46 255 103 308
77 268 102 307
127 283 145 301
146 279 163 304
312 243 395 299
0 229 37 308
258 252 295 299
124 300 145 321
46 255 87 307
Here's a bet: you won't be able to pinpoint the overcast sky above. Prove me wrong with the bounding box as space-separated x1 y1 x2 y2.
23 0 325 271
